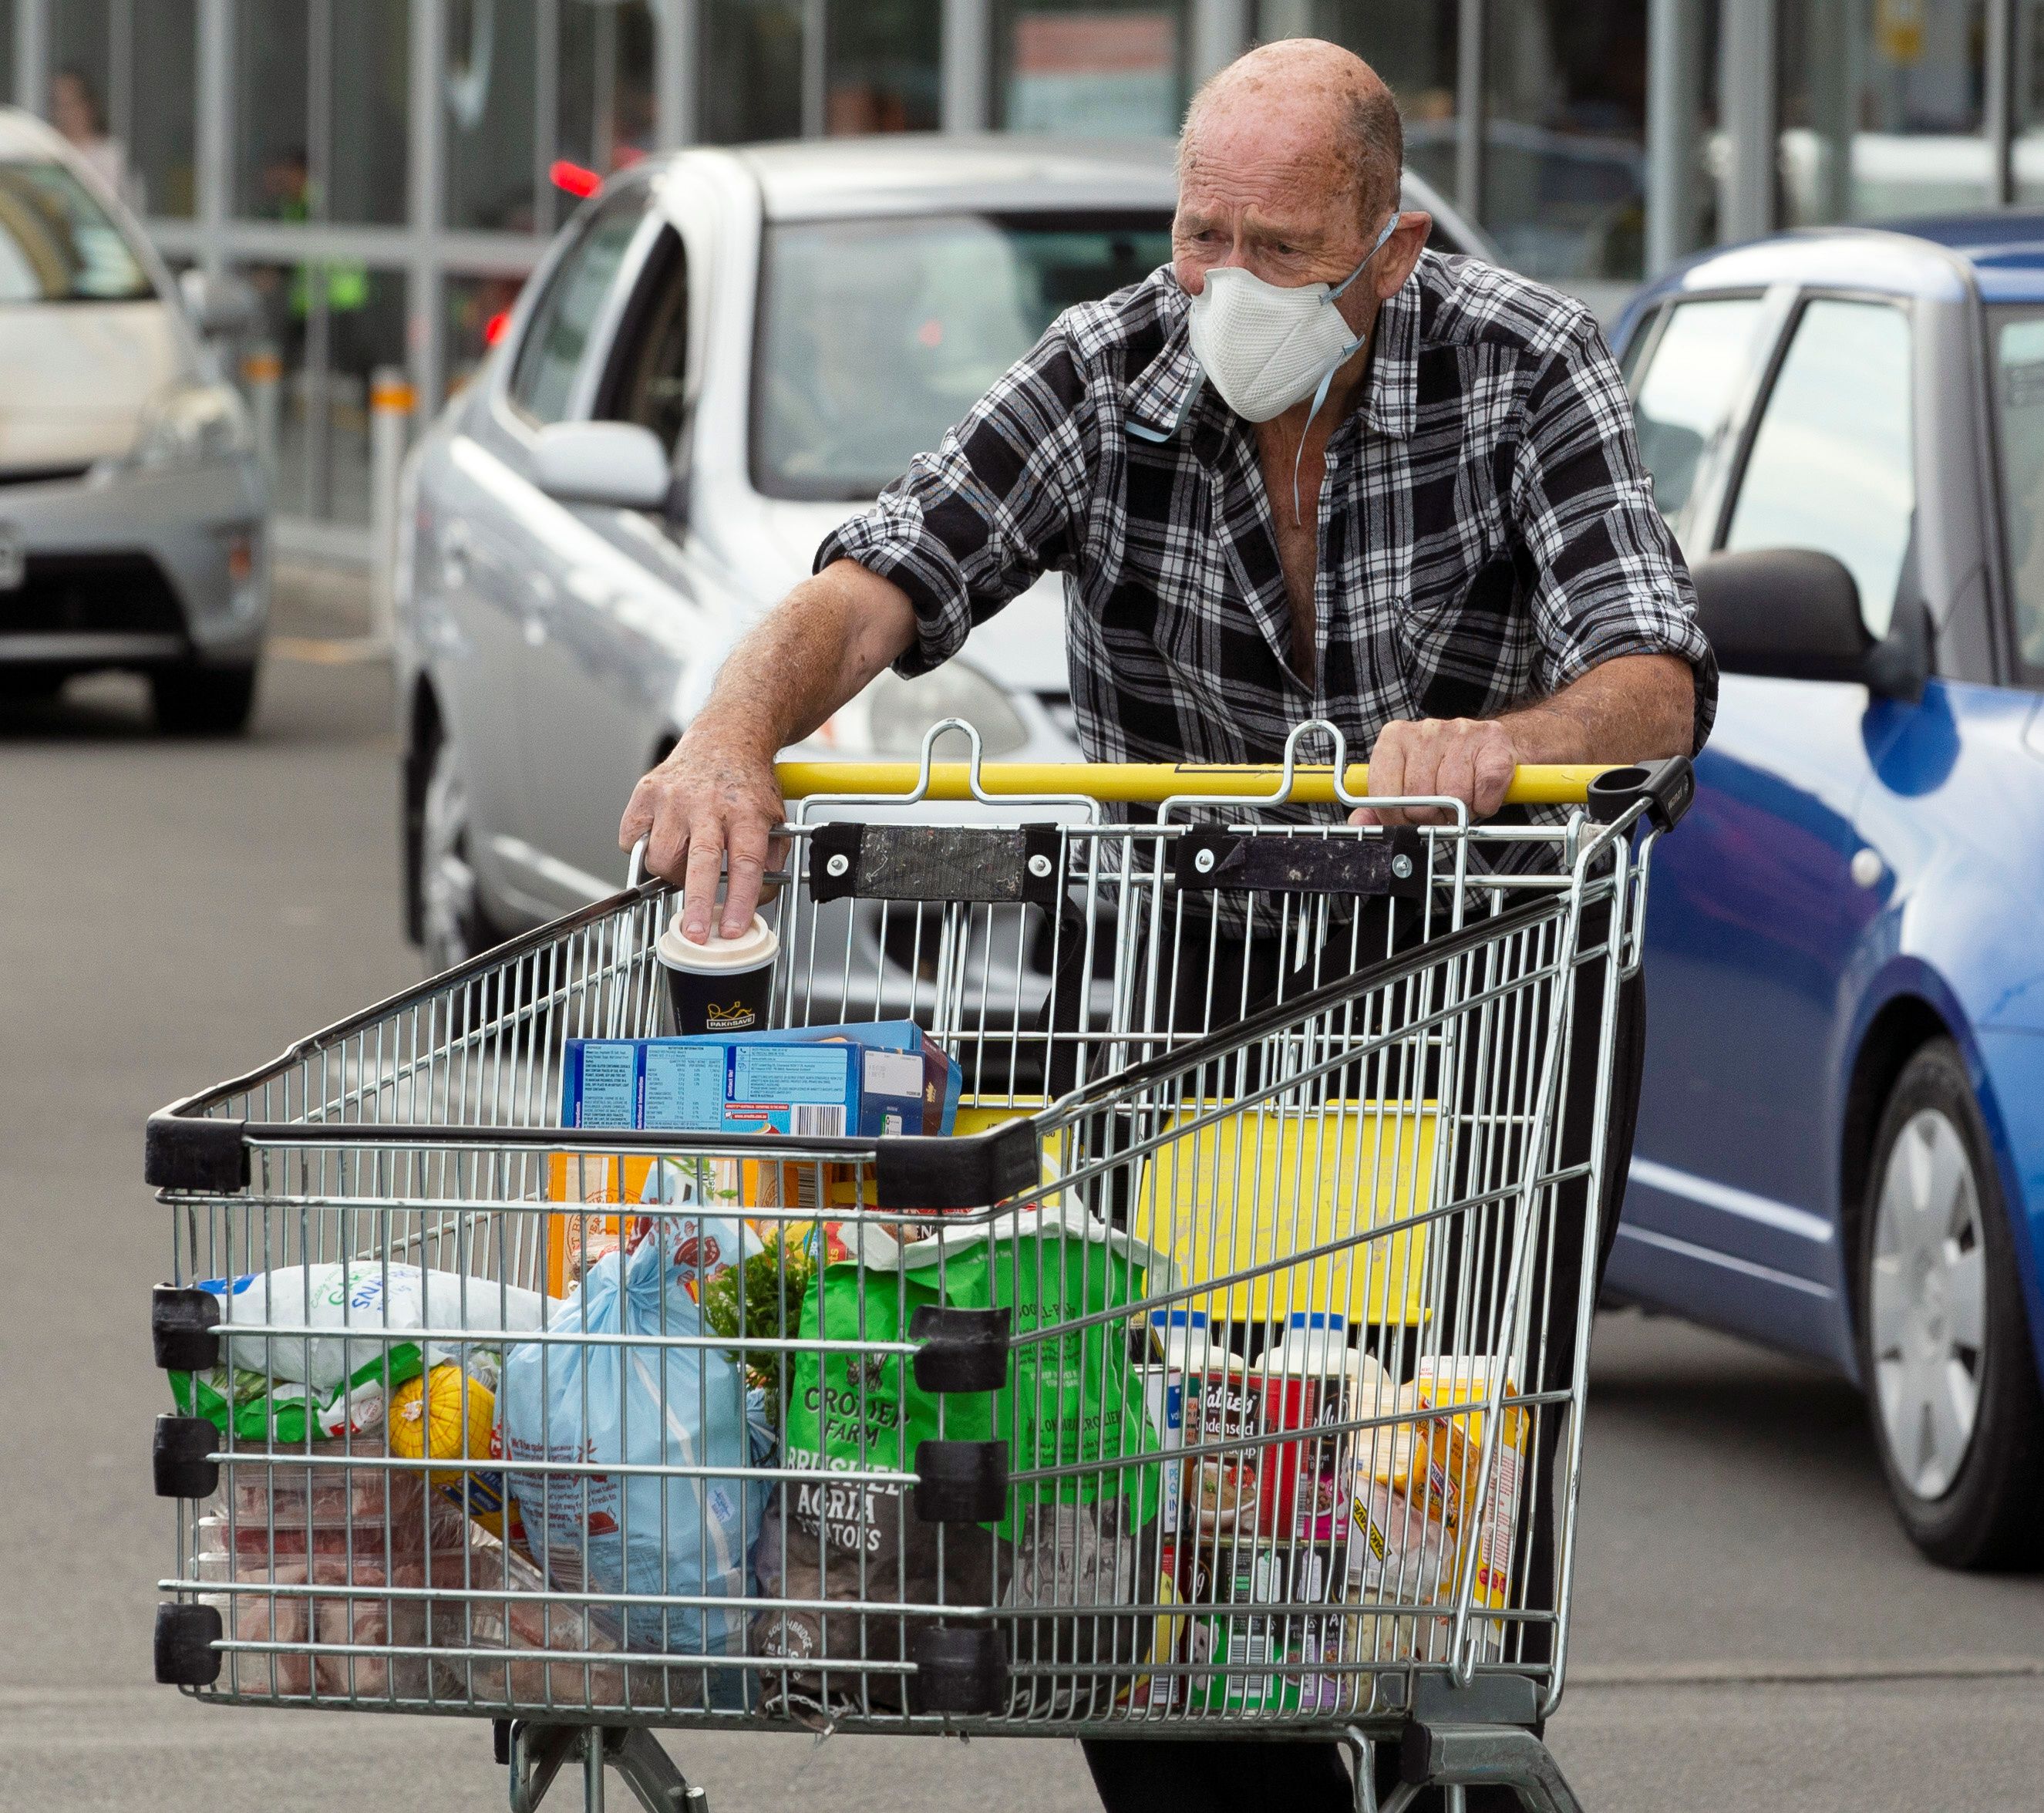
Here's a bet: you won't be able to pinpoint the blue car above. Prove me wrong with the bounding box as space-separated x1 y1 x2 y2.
1611 218 2044 1569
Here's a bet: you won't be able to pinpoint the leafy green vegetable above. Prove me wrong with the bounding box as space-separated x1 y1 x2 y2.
700 1232 816 1428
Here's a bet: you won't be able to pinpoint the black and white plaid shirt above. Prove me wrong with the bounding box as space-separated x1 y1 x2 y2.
819 251 1716 790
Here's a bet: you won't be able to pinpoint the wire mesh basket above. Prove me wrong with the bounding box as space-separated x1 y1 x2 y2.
147 725 1690 1811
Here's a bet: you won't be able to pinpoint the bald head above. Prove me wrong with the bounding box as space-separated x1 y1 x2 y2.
1168 39 1430 416
1180 39 1404 224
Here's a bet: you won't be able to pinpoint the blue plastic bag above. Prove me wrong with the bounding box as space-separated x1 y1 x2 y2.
500 1220 769 1681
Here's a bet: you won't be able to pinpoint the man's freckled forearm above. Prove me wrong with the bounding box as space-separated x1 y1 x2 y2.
1500 655 1694 763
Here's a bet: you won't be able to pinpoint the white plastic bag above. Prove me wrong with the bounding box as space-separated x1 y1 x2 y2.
200 1263 554 1390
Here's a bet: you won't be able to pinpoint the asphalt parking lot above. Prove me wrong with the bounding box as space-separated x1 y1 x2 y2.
4 567 2041 1811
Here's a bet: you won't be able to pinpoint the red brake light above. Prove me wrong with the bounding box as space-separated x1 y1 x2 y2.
549 159 603 199
483 309 510 347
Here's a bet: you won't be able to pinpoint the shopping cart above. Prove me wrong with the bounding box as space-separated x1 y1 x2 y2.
146 721 1692 1813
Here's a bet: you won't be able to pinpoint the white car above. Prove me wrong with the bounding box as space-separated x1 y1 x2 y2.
396 136 1487 967
0 107 268 731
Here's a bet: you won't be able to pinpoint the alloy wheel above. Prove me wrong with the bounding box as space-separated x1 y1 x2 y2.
1867 1106 1988 1501
420 736 481 974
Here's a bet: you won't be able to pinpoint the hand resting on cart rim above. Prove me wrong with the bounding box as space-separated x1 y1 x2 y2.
617 554 1695 936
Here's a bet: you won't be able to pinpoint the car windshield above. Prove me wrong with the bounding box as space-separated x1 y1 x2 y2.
753 211 1173 501
0 160 154 304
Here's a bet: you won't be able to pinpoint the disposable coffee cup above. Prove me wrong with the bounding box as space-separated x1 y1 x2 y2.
656 906 780 1036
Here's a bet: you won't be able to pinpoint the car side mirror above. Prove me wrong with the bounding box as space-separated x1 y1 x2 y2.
1690 548 1928 703
178 269 260 339
531 421 673 512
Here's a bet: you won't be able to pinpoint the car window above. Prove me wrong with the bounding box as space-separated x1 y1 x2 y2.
1625 297 1767 527
510 193 645 426
0 160 153 303
1725 298 1914 639
753 211 1174 501
593 225 689 454
1988 308 2044 684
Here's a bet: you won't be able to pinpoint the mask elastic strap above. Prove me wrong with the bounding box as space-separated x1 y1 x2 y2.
1290 363 1351 523
1290 211 1401 521
1328 213 1399 301
1128 368 1206 445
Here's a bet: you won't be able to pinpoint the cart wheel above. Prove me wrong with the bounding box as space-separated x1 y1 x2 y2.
1857 1040 2044 1569
417 724 506 973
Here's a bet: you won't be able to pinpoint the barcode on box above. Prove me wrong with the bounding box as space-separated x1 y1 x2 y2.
793 1104 847 1137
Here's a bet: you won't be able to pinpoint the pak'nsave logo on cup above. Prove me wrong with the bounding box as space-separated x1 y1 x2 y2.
703 1000 759 1030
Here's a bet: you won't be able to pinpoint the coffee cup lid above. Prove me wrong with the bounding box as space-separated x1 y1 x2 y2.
656 905 780 974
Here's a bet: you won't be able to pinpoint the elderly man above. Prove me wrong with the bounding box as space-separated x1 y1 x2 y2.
625 37 1712 1811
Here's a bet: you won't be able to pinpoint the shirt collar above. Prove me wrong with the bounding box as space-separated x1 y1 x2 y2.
1358 269 1419 441
1123 265 1423 447
1123 306 1207 443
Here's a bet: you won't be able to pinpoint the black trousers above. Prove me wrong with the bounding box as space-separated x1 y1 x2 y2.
1081 898 1648 1813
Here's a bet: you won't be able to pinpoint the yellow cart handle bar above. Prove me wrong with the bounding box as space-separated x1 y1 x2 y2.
776 760 1618 809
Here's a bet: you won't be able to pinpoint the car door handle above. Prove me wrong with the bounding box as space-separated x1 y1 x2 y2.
439 520 472 591
523 574 560 648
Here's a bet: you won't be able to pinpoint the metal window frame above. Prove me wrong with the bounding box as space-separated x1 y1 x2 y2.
14 0 48 112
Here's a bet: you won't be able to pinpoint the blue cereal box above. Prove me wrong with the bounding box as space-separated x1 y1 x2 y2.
564 1038 860 1137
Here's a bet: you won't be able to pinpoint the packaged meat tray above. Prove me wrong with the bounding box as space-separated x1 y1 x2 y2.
217 1428 422 1522
202 1548 473 1700
426 1532 632 1708
197 1492 463 1558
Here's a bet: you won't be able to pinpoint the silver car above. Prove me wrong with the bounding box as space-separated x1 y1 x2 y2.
396 136 1487 968
0 108 268 732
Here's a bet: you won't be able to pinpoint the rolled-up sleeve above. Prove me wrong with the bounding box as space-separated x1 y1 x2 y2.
1511 320 1719 752
816 327 1096 677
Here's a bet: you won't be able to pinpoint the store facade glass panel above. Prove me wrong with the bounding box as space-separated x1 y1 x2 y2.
1254 2 1460 202
235 0 312 222
322 266 409 525
328 0 409 225
700 0 803 144
1782 0 1988 224
992 1 1188 137
1483 0 1648 283
234 257 408 522
235 258 314 516
827 0 941 133
50 1 112 130
2022 5 2044 202
48 0 135 205
557 0 658 194
132 0 198 218
447 0 540 231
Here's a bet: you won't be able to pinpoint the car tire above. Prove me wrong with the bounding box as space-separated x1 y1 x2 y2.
153 662 258 736
0 667 66 701
1857 1038 2044 1569
416 724 505 974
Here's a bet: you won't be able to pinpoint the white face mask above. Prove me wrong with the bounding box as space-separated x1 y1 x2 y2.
1184 211 1400 520
1184 212 1399 425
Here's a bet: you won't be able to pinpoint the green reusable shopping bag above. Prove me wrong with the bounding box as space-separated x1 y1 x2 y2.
901 1205 1163 1542
780 1238 993 1478
755 1229 997 1712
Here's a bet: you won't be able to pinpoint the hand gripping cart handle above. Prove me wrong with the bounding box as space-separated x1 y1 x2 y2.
146 722 1691 1813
